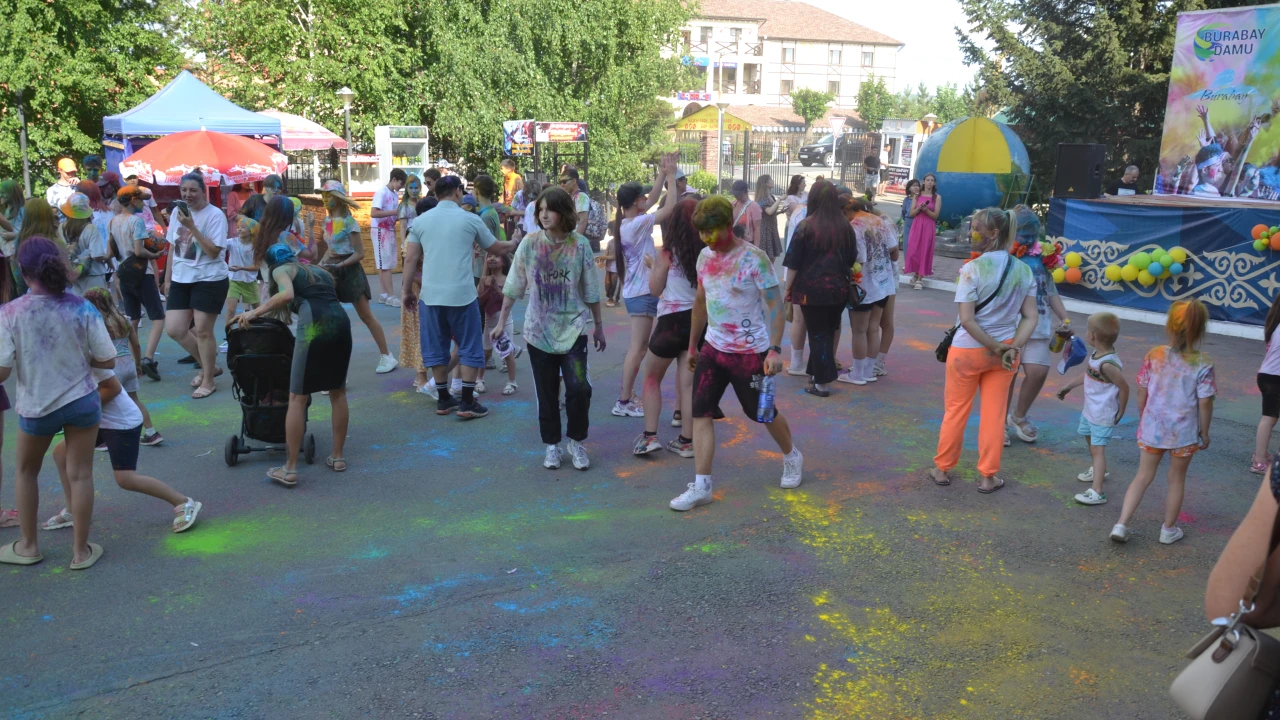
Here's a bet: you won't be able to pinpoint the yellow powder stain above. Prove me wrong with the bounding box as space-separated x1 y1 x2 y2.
757 449 782 460
906 339 936 352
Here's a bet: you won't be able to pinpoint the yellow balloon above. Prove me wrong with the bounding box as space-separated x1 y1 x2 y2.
1104 265 1122 281
1052 267 1066 283
1121 265 1140 282
1160 268 1172 279
1138 270 1156 286
1065 252 1083 269
1170 247 1188 264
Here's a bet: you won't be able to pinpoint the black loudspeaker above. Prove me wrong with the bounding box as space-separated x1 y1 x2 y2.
1054 143 1106 199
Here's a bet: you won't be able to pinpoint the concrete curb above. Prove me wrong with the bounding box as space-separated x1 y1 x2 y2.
897 275 1263 341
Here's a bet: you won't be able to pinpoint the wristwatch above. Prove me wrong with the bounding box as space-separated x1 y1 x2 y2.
768 345 782 354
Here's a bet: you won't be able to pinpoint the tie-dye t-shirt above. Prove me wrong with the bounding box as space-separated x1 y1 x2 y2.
1136 345 1216 449
504 230 601 354
851 212 899 305
325 215 359 256
951 250 1035 349
697 241 779 354
0 293 115 418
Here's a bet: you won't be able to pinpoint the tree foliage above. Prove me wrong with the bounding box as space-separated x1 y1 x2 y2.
187 0 692 187
855 74 893 131
789 88 834 131
956 0 1257 186
0 0 185 189
887 82 974 124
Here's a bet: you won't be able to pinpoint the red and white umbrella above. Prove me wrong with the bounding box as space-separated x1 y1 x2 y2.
119 129 288 186
258 110 347 151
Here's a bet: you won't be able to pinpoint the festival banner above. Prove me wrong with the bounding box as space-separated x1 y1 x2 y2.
1155 5 1280 200
503 120 534 156
534 122 588 143
1047 198 1280 326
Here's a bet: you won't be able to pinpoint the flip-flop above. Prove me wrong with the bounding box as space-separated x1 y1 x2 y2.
267 467 297 487
804 385 830 398
0 540 41 565
929 469 952 486
191 386 217 400
977 477 1006 494
326 456 347 473
69 542 103 570
0 508 19 528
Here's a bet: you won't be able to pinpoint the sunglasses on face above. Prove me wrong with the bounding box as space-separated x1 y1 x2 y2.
559 178 573 185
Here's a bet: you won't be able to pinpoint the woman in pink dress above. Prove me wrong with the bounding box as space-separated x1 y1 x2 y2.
904 173 941 290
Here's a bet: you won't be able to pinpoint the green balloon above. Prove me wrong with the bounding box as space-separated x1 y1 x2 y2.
1131 252 1152 270
1256 240 1269 251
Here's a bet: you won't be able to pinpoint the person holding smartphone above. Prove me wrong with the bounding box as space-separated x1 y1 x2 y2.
163 173 229 400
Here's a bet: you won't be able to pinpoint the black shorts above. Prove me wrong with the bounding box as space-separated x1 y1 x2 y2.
692 345 767 421
122 274 165 321
167 279 230 315
1260 373 1280 418
648 310 702 359
97 425 141 471
850 296 889 313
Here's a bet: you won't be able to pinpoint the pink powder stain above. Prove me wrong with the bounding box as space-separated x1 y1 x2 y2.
1178 511 1197 524
915 309 942 317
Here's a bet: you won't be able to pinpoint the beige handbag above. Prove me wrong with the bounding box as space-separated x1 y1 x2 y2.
1171 503 1280 720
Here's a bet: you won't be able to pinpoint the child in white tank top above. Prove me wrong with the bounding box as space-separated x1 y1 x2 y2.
1056 312 1129 506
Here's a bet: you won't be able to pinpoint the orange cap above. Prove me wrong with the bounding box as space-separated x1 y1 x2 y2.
57 158 77 173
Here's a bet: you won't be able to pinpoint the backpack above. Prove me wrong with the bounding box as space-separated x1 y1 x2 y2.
584 198 608 251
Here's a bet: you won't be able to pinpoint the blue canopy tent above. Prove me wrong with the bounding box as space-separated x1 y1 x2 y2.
102 70 282 174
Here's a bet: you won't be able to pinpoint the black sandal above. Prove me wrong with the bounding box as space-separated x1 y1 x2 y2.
804 384 830 398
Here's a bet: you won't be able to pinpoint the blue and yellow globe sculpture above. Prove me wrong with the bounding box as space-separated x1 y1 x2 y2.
913 117 1031 224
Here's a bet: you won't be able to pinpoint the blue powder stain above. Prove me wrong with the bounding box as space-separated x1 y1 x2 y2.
387 573 489 607
41 615 52 622
408 438 456 458
354 547 388 560
493 596 591 614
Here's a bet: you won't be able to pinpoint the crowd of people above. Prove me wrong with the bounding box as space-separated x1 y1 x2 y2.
0 150 1252 571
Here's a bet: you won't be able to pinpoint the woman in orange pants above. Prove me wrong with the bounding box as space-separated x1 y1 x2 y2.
929 208 1037 493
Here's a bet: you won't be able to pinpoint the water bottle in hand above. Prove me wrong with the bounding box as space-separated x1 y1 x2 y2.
756 374 776 423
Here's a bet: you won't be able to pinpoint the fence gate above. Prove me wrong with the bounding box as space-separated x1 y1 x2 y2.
743 135 794 190
283 147 342 195
836 132 871 192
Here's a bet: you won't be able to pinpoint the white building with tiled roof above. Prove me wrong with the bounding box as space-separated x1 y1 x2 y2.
670 0 902 125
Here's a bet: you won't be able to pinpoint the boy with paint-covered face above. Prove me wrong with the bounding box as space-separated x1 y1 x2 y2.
669 196 803 512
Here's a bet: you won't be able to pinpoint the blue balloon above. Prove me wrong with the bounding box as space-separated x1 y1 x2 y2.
1148 261 1164 276
1169 262 1184 275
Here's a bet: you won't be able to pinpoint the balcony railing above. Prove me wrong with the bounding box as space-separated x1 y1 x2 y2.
686 40 709 55
714 40 740 56
744 42 763 57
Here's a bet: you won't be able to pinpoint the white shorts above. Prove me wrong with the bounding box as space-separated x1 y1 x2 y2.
1022 338 1051 367
372 227 398 271
482 313 516 351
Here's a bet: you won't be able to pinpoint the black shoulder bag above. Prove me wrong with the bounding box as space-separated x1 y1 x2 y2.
935 256 1014 363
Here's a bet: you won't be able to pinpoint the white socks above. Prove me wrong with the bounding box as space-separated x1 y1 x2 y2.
790 348 804 368
876 352 887 363
784 447 801 461
450 378 463 392
695 474 712 490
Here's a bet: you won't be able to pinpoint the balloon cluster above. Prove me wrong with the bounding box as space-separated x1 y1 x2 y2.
1252 224 1280 252
1102 248 1188 287
1051 252 1084 284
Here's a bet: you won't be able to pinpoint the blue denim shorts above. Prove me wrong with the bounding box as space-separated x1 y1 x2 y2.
624 293 659 318
19 391 102 437
1077 415 1115 446
420 300 485 369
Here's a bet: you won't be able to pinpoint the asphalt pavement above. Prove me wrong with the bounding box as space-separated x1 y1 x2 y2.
1 280 1268 719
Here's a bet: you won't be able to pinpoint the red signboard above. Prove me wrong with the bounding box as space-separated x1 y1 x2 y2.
534 122 588 143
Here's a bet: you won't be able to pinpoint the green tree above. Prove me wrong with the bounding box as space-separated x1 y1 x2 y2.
0 0 185 190
856 74 893 130
933 83 971 123
956 0 1254 185
789 88 835 132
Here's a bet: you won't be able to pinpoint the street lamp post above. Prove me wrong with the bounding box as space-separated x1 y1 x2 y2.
716 101 729 192
336 87 355 186
15 89 31 197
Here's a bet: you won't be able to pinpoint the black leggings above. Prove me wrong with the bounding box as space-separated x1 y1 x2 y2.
802 304 845 384
527 336 592 445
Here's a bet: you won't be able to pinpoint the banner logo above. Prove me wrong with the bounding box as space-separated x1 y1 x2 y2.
1195 23 1265 61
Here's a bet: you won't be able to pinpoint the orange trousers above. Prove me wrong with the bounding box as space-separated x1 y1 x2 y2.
934 345 1017 477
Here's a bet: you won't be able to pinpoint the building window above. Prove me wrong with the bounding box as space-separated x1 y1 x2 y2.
829 49 842 65
828 81 840 96
782 47 795 63
862 51 874 66
731 28 741 49
780 79 793 95
699 26 711 44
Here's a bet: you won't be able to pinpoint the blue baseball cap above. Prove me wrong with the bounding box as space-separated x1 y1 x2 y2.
1057 335 1088 375
461 194 477 207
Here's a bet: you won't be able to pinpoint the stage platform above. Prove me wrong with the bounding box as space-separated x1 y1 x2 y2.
1047 197 1280 326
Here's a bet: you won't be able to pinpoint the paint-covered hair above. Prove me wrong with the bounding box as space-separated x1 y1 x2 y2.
971 207 1015 253
18 198 58 245
18 236 70 296
84 287 129 339
76 180 109 213
692 195 733 233
661 197 702 289
1167 299 1208 356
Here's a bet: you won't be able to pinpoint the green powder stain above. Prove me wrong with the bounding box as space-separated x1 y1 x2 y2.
161 516 302 557
684 542 727 554
412 518 438 528
558 512 599 521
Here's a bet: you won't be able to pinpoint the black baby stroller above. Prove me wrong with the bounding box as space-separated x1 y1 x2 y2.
223 318 315 467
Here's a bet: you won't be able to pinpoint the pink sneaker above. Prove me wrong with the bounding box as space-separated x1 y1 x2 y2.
1252 459 1269 474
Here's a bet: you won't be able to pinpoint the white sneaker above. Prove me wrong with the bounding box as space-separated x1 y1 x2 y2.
612 399 644 417
378 293 390 305
543 445 562 469
781 448 803 488
873 359 887 377
375 354 398 374
567 439 590 470
836 370 865 386
417 383 436 399
1159 526 1185 545
670 481 713 511
861 358 878 383
633 433 662 455
1074 489 1107 505
219 340 228 354
1109 523 1129 543
385 296 402 308
475 379 486 395
1077 467 1112 482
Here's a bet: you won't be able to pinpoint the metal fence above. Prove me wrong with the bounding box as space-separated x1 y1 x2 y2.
283 148 342 195
673 130 871 194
